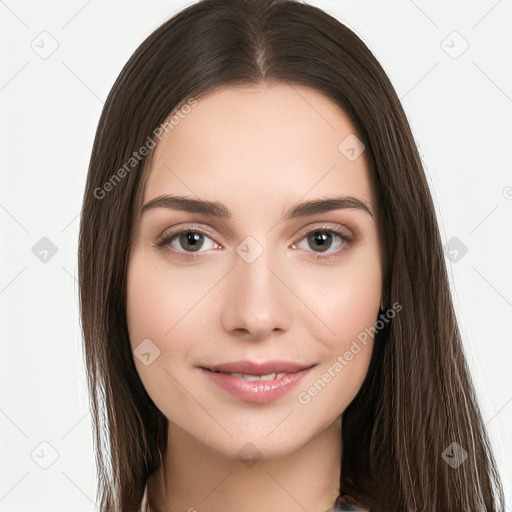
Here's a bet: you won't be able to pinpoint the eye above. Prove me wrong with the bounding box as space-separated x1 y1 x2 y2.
155 227 219 255
292 225 353 261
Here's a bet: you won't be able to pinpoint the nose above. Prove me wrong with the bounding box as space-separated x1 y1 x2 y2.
220 248 294 341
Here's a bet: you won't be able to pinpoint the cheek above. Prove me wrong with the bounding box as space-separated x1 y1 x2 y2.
125 249 225 377
126 251 208 347
299 244 381 345
126 251 185 387
125 252 208 420
292 246 381 413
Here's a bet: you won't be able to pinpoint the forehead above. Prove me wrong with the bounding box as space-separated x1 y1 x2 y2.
143 83 373 210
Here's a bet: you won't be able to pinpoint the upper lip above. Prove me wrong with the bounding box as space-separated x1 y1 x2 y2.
203 360 316 375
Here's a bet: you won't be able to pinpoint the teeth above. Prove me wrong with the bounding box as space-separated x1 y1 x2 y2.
225 372 287 381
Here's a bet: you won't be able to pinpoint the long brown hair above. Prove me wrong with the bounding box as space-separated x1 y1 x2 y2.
78 1 505 510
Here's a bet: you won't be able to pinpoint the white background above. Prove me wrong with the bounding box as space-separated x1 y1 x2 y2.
0 0 511 510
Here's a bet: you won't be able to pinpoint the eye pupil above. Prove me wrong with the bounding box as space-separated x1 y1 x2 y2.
308 231 332 252
180 232 203 252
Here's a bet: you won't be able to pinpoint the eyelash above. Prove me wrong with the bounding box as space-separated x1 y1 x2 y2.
154 223 354 262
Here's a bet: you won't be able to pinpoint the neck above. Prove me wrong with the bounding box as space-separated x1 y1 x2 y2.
148 417 342 512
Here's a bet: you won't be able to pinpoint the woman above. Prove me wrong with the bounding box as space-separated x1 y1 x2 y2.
78 0 505 510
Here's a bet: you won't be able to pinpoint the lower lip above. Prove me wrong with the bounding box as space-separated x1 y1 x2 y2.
200 367 314 404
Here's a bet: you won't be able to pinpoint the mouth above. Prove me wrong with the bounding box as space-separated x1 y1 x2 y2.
203 359 316 375
205 370 290 381
199 360 316 404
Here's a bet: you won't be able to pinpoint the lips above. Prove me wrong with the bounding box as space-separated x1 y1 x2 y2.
200 360 316 404
204 360 315 376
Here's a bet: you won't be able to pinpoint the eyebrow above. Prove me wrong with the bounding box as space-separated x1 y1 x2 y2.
141 194 375 221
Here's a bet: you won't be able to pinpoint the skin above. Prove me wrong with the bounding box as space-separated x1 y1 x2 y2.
126 83 382 512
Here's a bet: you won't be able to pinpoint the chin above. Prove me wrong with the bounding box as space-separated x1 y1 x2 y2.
194 419 319 462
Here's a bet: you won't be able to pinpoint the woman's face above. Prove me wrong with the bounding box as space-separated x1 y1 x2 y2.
126 83 382 459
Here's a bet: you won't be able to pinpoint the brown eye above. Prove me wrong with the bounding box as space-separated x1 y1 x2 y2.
293 226 353 261
178 232 205 252
155 228 219 255
307 231 334 252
